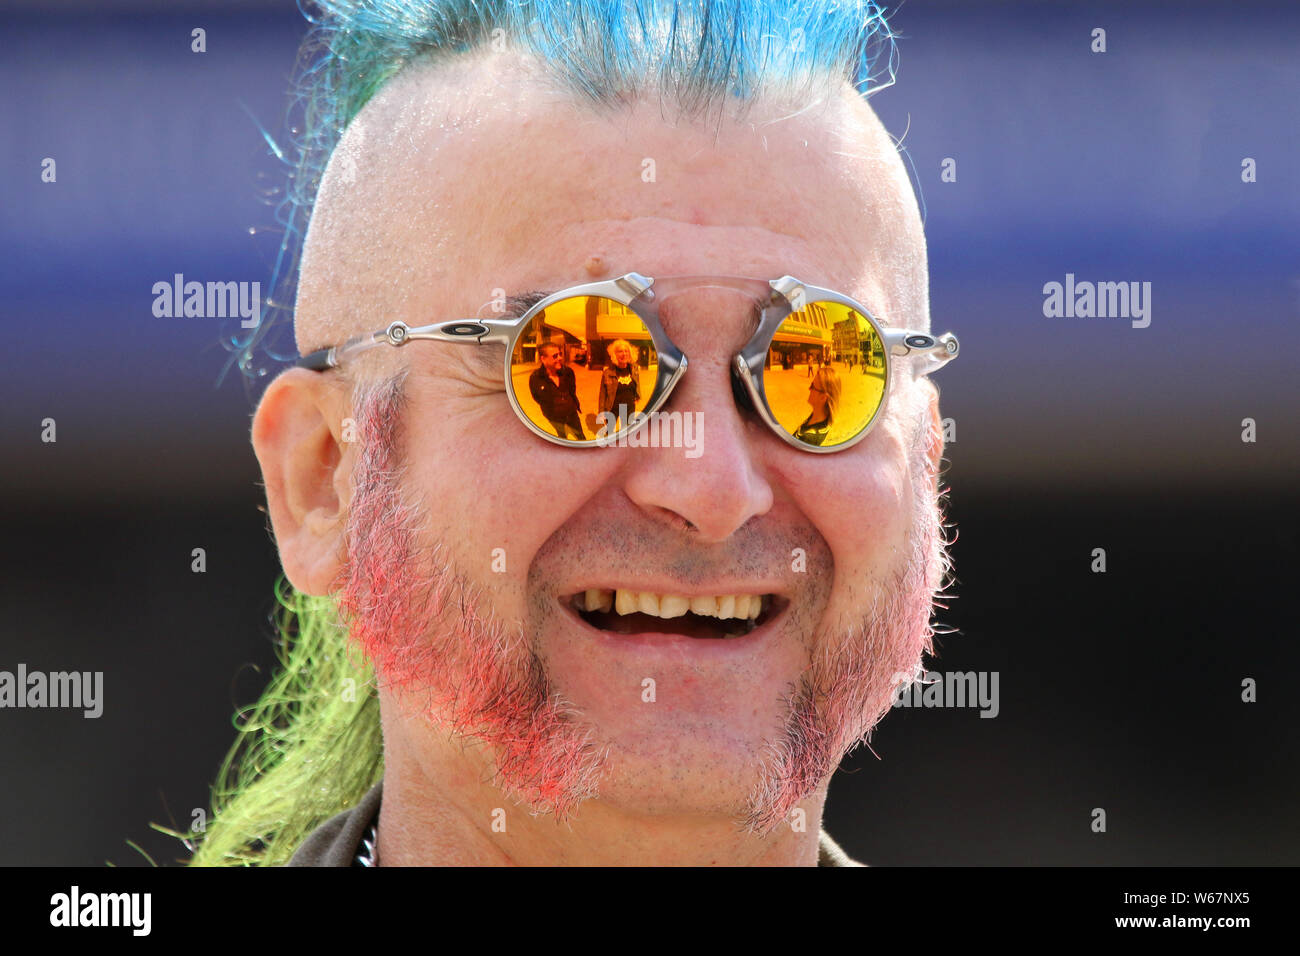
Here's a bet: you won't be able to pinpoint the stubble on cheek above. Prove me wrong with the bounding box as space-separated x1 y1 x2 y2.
742 441 948 833
333 374 607 816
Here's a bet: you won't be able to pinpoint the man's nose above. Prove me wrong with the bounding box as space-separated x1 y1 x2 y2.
621 355 773 542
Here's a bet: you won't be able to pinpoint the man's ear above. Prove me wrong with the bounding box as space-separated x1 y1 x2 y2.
251 367 354 596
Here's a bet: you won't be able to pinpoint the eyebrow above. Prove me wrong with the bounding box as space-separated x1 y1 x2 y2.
443 290 551 381
500 290 551 318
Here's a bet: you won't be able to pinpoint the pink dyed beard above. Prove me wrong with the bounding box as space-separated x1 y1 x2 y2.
742 459 944 831
335 377 605 816
336 376 947 834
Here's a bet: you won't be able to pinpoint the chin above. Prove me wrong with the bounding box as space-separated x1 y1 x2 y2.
577 729 777 821
537 660 808 822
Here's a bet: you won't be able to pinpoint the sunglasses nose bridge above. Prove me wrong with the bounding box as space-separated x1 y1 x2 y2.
644 291 774 377
640 338 763 433
641 289 783 433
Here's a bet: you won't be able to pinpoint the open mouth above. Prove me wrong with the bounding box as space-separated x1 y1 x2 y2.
565 588 785 639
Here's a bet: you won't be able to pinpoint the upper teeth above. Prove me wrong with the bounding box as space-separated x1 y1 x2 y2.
577 588 765 621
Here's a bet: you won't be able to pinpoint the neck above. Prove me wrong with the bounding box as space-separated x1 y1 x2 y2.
377 704 827 866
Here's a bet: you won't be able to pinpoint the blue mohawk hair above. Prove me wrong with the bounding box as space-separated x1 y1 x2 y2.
224 0 898 383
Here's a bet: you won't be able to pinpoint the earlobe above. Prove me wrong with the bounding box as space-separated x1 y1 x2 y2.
251 368 353 596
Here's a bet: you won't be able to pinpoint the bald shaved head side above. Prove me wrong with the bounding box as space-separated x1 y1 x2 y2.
295 51 930 373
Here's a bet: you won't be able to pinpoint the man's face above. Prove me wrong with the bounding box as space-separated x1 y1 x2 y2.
540 346 562 373
293 53 944 830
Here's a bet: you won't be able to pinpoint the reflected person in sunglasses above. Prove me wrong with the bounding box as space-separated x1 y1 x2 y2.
206 0 956 867
597 339 642 432
529 343 586 440
797 367 842 447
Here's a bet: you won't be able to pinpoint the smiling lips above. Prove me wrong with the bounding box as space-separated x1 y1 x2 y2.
569 588 778 638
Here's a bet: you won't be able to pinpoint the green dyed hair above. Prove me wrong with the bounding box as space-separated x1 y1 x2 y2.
187 584 382 866
194 0 899 865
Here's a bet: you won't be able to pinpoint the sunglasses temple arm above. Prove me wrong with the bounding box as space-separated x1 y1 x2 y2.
471 318 521 345
882 329 960 375
296 330 387 371
297 317 519 371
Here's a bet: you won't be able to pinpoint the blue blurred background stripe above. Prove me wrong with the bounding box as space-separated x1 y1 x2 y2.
2 1 1296 499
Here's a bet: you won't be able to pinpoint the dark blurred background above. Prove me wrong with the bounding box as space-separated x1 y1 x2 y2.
1 0 1296 865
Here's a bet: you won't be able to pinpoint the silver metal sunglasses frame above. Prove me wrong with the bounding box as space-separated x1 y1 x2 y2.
297 272 959 454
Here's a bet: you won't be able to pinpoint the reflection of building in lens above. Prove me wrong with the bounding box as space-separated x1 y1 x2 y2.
832 314 859 363
768 302 835 368
511 295 655 371
832 308 884 367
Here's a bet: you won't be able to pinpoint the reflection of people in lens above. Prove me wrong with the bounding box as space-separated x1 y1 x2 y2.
528 343 585 440
796 367 841 446
598 338 641 427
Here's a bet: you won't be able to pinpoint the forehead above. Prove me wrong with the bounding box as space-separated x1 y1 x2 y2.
295 51 926 354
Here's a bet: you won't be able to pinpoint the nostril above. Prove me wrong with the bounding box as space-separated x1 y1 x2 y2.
650 507 696 533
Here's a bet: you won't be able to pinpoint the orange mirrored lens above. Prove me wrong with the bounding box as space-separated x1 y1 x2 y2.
762 301 886 447
510 295 656 442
